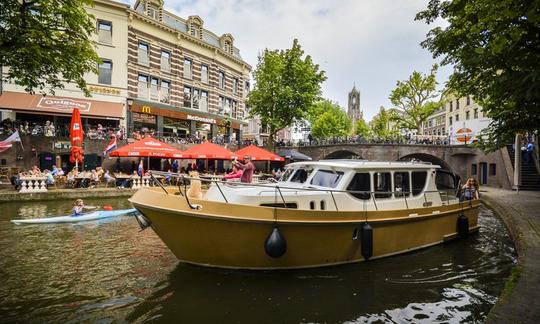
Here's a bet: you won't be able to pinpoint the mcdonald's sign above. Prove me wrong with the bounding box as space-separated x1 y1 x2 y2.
141 105 152 114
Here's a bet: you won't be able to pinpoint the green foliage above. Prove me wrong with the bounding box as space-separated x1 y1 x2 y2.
354 118 371 137
0 0 100 96
416 0 540 152
247 39 326 149
389 65 442 134
369 107 402 140
310 101 351 139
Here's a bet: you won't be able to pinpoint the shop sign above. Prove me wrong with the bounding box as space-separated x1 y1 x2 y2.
37 97 92 112
141 105 152 114
53 141 71 150
88 85 121 95
187 114 216 124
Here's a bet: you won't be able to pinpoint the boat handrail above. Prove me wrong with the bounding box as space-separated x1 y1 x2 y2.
149 170 467 211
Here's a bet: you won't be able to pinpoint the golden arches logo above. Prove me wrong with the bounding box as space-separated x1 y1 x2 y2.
141 105 152 114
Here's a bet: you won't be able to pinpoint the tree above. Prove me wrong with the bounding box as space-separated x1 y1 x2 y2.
369 106 402 140
416 0 540 151
354 118 370 138
388 65 442 134
0 0 100 96
310 102 351 139
247 39 327 149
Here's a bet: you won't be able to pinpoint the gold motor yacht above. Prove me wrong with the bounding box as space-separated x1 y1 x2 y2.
130 160 479 270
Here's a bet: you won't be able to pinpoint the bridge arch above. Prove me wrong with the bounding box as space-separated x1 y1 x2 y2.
398 153 454 172
322 150 362 160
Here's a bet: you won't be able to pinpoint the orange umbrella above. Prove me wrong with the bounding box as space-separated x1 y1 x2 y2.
182 141 237 159
235 145 284 161
109 137 184 158
69 108 84 166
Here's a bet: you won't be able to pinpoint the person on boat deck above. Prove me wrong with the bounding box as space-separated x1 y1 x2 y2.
224 165 243 181
234 155 254 183
72 199 85 216
461 178 479 201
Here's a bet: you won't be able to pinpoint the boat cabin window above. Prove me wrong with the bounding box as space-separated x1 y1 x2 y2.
374 172 392 198
435 170 457 190
280 168 295 182
347 173 371 200
320 200 326 210
394 172 410 197
412 171 428 196
310 170 344 188
289 168 313 183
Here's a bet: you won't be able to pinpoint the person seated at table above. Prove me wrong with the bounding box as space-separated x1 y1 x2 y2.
96 167 104 179
89 169 100 188
103 170 116 187
66 171 76 188
44 170 55 187
72 199 85 216
10 172 23 190
30 165 41 176
223 165 243 181
51 165 60 176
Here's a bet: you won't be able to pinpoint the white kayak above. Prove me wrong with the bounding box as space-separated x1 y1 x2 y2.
11 208 137 224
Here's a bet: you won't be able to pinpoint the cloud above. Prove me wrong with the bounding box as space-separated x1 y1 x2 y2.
122 0 450 121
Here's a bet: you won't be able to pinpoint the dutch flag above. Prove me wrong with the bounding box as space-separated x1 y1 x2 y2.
103 136 117 156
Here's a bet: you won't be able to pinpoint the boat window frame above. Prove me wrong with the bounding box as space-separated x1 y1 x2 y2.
346 171 371 200
393 170 411 198
289 167 314 184
411 170 429 196
373 171 392 199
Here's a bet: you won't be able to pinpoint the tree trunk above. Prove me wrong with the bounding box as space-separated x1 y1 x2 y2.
266 132 274 152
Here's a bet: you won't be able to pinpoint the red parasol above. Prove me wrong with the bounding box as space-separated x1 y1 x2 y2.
235 145 284 161
69 108 84 165
109 137 184 158
181 141 237 159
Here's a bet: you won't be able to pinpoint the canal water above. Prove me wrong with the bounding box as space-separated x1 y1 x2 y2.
0 199 515 323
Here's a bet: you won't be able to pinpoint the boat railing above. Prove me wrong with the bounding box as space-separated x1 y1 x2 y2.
148 171 470 212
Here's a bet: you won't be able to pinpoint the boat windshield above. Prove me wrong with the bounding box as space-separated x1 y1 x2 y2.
288 168 314 183
310 169 344 188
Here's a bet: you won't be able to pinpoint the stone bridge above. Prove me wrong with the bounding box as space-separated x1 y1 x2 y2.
276 144 513 189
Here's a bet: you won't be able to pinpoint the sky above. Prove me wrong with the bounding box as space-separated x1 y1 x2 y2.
123 0 451 121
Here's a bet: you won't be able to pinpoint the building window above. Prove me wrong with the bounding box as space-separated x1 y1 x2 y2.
466 110 470 120
455 114 459 122
232 100 238 118
98 60 112 85
218 71 225 89
138 74 149 98
148 5 158 20
449 116 453 125
474 108 479 119
160 80 170 103
224 98 231 116
161 50 171 71
201 64 208 83
232 78 238 94
192 88 199 110
98 20 112 44
449 101 453 112
218 96 224 114
489 163 496 176
183 86 192 108
183 58 192 79
190 23 201 38
456 98 460 109
138 42 149 66
150 77 159 101
466 96 471 105
471 164 477 175
200 91 208 111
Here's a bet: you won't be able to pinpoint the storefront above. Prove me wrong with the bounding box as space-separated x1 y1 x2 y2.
128 99 243 141
0 91 125 133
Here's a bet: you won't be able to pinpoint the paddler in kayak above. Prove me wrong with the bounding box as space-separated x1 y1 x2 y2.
72 199 85 216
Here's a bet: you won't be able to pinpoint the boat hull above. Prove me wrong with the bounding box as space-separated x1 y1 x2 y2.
130 188 479 270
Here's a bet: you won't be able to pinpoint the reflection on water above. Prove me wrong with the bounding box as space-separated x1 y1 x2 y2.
0 201 515 323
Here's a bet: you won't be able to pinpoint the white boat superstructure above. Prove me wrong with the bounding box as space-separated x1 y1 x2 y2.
204 160 460 211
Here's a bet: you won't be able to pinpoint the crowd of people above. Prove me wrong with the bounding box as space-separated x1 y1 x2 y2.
274 135 453 147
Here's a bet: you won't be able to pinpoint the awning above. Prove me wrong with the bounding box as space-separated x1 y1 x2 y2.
109 137 184 158
235 145 284 161
0 91 124 119
182 141 237 159
278 149 312 161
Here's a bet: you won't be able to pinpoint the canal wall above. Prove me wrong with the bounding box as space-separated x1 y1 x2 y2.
482 188 540 323
0 188 136 203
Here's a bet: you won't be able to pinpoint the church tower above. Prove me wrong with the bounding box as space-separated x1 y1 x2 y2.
348 85 362 124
